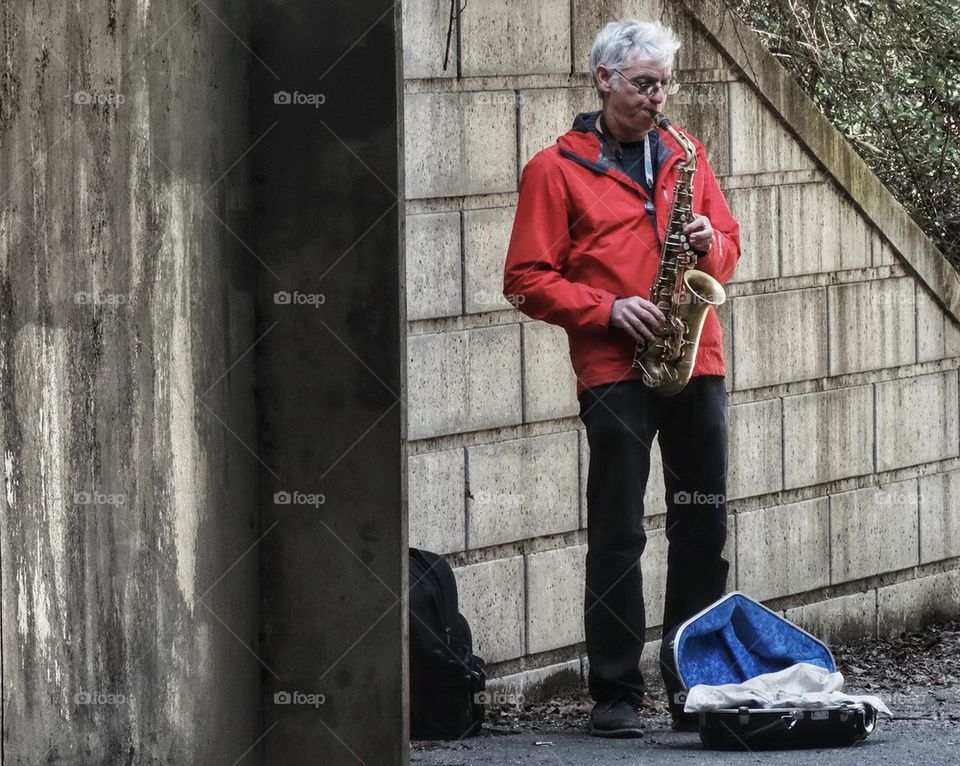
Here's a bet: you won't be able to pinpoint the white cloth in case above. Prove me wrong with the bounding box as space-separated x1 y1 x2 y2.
683 662 892 715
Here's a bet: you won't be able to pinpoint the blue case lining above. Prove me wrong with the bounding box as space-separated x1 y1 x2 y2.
675 592 835 689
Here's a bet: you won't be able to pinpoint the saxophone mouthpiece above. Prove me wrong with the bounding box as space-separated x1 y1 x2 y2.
652 111 671 129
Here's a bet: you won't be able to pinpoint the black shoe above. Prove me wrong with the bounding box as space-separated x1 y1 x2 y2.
590 697 644 738
670 712 699 732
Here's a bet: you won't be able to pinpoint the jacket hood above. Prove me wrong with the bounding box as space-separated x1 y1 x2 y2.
558 110 695 167
571 110 601 133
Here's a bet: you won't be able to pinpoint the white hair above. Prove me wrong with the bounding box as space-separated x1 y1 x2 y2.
588 19 680 93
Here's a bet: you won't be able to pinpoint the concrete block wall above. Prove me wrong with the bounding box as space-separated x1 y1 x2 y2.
403 0 960 697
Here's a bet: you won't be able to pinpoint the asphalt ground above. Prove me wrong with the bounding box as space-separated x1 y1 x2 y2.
413 621 960 765
412 714 958 766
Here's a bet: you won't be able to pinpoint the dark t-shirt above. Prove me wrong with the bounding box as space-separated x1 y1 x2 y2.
591 125 661 195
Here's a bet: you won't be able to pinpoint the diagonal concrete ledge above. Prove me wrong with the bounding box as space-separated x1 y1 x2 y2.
680 0 960 324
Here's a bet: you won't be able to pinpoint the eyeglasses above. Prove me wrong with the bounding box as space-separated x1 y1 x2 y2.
611 68 681 96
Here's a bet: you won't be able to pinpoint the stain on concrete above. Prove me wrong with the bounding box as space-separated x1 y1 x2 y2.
0 1 260 762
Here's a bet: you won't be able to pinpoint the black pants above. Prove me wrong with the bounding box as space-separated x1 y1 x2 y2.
578 376 730 710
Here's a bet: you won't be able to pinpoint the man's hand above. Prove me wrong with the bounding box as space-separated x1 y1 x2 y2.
609 296 666 344
683 214 714 253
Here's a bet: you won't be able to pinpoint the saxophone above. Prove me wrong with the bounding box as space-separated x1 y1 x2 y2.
632 112 726 396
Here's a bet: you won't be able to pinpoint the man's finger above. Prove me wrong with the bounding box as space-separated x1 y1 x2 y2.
626 305 662 334
629 312 659 343
629 297 666 324
646 303 666 324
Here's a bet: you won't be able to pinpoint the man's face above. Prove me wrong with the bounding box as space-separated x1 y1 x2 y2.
597 57 671 133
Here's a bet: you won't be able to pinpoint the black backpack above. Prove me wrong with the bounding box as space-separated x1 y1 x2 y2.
408 548 486 739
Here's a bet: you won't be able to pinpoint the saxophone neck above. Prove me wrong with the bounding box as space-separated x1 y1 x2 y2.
653 111 697 171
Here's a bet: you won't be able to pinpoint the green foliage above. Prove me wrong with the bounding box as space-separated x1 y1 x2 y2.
730 0 960 266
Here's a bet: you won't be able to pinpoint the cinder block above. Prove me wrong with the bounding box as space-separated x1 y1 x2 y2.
717 299 734 392
405 211 461 320
526 544 587 654
828 278 916 375
579 427 587 528
779 184 841 276
945 318 960 358
876 371 960 472
407 331 467 440
642 527 668 627
519 87 598 167
461 0 570 77
407 325 522 439
402 0 456 79
405 92 517 199
872 235 897 266
783 385 874 489
408 448 465 554
572 0 665 75
728 398 782 500
486 659 581 701
454 556 525 663
467 431 580 547
523 322 579 422
464 207 516 314
918 470 960 564
830 481 919 584
736 497 830 601
666 6 730 72
784 590 877 644
467 324 523 431
733 288 828 389
725 185 779 282
916 285 946 363
639 638 661 683
837 196 873 270
724 514 737 592
645 437 668 518
877 570 960 637
729 83 815 175
668 83 730 175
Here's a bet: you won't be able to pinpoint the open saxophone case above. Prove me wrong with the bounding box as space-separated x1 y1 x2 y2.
660 592 890 750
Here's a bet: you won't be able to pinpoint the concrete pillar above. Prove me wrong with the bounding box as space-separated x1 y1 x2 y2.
252 0 406 764
0 1 260 762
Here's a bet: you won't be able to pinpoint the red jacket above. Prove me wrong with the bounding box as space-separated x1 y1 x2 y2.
503 111 741 396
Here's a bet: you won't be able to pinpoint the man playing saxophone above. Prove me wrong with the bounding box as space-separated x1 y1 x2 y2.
502 18 741 737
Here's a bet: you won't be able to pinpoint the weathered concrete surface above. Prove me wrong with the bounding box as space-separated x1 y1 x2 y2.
737 497 831 601
466 432 579 548
526 544 587 653
460 0 571 77
406 211 461 320
522 322 580 422
408 325 523 438
455 556 525 663
408 448 465 554
251 0 406 763
784 590 878 644
404 92 517 198
0 1 260 763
